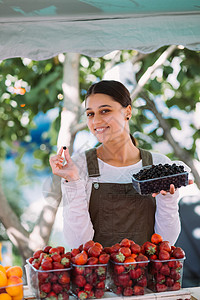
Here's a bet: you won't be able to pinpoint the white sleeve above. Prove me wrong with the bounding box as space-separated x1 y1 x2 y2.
61 178 94 249
154 190 181 245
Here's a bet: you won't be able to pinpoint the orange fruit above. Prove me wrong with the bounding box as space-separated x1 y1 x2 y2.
5 276 23 297
6 267 23 278
4 266 11 271
11 289 23 300
0 265 6 275
0 294 12 300
0 270 7 287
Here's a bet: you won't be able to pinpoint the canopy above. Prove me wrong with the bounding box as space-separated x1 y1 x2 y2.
0 0 200 60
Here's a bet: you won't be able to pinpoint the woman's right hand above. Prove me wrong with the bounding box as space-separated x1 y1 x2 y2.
49 147 80 181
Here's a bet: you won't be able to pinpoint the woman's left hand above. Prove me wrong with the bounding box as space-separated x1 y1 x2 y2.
152 179 194 197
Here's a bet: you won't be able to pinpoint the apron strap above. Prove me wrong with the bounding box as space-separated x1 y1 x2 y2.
85 148 100 177
139 147 153 166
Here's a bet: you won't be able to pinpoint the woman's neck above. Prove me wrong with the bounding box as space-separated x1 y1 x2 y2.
96 139 141 167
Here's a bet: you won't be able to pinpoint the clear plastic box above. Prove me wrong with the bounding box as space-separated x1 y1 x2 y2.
108 260 149 296
0 283 23 299
71 263 108 299
25 259 71 299
147 258 185 292
131 161 190 195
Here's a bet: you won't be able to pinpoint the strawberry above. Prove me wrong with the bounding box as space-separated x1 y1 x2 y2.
57 246 65 255
156 283 167 292
151 233 163 245
46 291 58 299
78 291 88 300
40 282 51 293
158 250 170 260
49 273 58 283
38 271 49 283
170 269 181 280
160 264 170 276
110 243 121 253
96 281 105 289
130 268 142 279
32 259 40 269
74 250 88 265
52 283 63 294
84 283 92 292
71 248 80 257
137 275 147 287
74 275 86 287
155 273 165 284
130 243 141 254
144 241 157 256
53 262 64 269
43 246 52 253
114 264 125 275
119 247 131 258
28 257 34 264
83 240 95 252
133 285 144 295
170 282 181 291
120 238 131 248
87 257 98 265
39 252 48 264
88 245 101 257
33 249 43 259
94 289 104 298
58 272 70 284
51 253 62 262
135 253 149 267
94 242 103 251
153 261 162 270
99 253 110 264
61 256 70 268
73 266 84 275
159 241 171 252
171 247 185 259
86 272 97 285
104 247 111 254
49 247 60 255
123 287 133 296
95 266 106 276
113 252 125 263
115 286 123 295
166 277 174 287
41 258 53 270
79 244 83 252
117 273 130 287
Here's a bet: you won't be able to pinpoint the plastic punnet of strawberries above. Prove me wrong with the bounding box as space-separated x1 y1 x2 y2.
26 245 71 300
71 240 110 300
143 233 186 293
106 238 149 296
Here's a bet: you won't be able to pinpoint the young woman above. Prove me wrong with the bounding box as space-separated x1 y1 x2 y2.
49 80 187 249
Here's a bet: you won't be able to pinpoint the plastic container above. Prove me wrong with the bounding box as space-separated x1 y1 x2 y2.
25 259 71 299
108 260 149 296
71 263 108 299
0 283 23 299
147 258 185 293
131 161 190 195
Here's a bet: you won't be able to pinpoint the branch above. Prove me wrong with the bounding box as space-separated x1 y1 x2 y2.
130 45 177 101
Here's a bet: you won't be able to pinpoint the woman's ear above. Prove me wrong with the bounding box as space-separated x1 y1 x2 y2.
125 104 132 120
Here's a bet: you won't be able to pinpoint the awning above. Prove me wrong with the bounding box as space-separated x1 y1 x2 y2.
0 0 200 60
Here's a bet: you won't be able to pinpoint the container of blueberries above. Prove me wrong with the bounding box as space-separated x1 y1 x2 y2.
131 161 191 195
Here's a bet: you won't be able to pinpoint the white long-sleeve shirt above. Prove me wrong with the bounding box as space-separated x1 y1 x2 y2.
61 150 181 249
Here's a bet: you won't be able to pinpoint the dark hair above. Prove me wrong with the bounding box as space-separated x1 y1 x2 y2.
86 80 137 146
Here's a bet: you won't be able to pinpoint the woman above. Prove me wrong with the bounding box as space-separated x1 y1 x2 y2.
50 80 184 249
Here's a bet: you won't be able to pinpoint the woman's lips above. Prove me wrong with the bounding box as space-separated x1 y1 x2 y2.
95 126 109 134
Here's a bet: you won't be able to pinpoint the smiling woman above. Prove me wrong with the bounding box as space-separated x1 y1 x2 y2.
49 80 188 249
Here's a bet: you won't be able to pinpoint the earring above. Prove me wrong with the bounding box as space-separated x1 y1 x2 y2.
127 117 129 120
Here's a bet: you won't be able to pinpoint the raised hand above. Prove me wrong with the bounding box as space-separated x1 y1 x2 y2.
49 147 80 181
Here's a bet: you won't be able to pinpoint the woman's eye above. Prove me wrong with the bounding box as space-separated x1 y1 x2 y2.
86 112 94 117
101 109 110 114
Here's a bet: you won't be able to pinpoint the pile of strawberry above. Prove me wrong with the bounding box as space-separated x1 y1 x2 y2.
71 240 110 300
106 238 149 296
141 233 185 293
28 245 71 300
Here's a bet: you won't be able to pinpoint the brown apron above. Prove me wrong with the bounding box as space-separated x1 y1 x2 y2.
86 148 156 247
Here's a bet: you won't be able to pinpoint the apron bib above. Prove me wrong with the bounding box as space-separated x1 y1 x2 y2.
86 148 156 247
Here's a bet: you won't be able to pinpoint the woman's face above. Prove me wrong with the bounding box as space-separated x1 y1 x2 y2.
85 93 131 144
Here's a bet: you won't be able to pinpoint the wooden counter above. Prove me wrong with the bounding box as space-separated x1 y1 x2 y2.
24 286 200 300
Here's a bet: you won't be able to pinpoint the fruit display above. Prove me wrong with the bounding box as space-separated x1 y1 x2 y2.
71 240 110 299
107 238 149 296
26 245 71 300
132 162 189 195
0 265 23 300
141 233 186 293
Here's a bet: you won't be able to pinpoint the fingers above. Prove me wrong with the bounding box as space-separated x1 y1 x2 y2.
58 147 64 156
63 147 72 163
189 179 194 185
